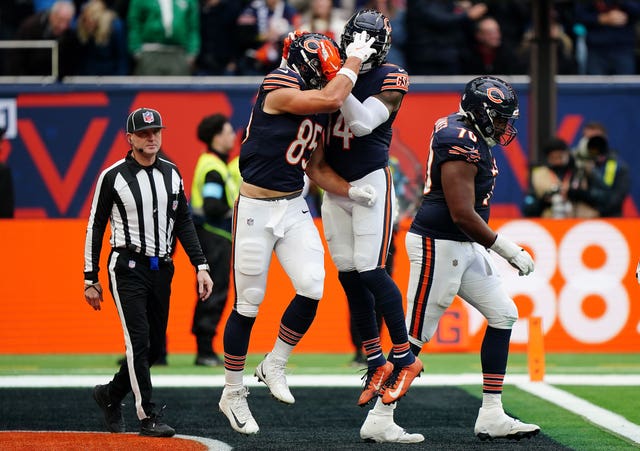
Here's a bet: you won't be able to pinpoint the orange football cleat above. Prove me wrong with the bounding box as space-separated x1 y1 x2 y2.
358 361 394 406
381 358 424 405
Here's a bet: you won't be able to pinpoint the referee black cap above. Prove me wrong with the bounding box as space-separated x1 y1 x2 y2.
126 108 166 133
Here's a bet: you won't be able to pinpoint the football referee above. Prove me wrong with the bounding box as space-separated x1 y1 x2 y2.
83 107 213 437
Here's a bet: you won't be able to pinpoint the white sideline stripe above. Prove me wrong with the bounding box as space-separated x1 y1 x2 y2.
517 382 640 445
2 373 640 387
175 434 232 451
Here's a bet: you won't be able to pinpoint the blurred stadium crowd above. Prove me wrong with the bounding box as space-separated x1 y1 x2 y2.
1 0 640 79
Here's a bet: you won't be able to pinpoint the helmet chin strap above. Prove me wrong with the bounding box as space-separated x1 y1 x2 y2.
468 112 497 148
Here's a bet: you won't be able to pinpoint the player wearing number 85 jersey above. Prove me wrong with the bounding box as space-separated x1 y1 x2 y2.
405 76 540 441
218 31 378 435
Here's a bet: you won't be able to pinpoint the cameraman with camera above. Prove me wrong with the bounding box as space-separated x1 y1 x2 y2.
522 137 594 218
568 135 630 217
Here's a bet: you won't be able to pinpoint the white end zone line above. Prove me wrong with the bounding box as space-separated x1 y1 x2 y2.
2 374 639 444
516 381 640 445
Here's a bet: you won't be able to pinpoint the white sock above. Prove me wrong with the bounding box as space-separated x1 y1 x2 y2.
482 393 503 409
224 369 244 387
371 397 395 416
270 338 294 362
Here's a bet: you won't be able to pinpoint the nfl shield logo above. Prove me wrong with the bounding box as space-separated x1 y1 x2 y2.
142 111 154 124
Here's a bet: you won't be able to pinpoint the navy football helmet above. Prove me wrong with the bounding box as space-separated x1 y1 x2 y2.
460 76 519 147
287 33 339 89
341 9 391 72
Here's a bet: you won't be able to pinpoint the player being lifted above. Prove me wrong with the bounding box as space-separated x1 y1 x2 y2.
218 31 379 435
321 9 424 444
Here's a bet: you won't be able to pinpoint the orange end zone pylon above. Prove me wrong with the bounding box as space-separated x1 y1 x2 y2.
528 316 545 382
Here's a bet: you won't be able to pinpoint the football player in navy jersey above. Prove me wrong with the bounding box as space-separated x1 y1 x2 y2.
218 31 379 435
320 9 424 444
403 76 540 441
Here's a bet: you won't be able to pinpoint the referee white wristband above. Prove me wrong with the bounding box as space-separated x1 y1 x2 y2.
337 67 357 86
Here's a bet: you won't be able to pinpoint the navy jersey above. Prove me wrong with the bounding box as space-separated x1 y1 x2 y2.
410 113 498 241
240 67 327 192
324 63 409 181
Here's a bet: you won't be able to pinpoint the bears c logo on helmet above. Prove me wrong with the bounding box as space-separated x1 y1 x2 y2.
302 38 321 54
486 87 505 104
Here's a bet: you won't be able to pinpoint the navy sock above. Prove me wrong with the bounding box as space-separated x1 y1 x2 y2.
339 271 378 340
359 268 409 345
278 294 319 345
339 271 384 367
480 326 511 394
222 310 255 371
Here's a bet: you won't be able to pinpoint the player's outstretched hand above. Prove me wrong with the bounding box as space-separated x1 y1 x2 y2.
348 184 377 207
345 31 377 63
490 235 534 276
318 39 341 81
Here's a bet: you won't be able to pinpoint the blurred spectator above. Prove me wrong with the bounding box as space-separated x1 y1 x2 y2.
366 0 407 67
298 0 348 42
518 8 577 75
568 135 630 217
195 0 241 75
74 0 129 75
405 0 487 75
0 127 15 219
235 0 301 75
7 0 77 78
460 15 524 75
483 0 529 51
127 0 200 75
572 120 608 165
574 0 640 75
522 138 591 218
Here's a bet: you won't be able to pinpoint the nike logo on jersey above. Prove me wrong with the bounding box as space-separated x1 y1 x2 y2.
386 374 407 399
302 209 309 214
231 410 247 429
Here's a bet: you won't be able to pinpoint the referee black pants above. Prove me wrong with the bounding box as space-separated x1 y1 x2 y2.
106 248 174 420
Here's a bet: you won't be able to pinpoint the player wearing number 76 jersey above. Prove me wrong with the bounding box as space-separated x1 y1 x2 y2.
218 31 378 435
405 76 540 441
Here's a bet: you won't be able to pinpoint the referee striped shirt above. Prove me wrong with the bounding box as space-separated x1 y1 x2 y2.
84 151 206 283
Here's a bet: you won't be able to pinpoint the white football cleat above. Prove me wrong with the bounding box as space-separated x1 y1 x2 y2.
255 353 295 404
474 406 540 441
219 385 259 435
360 410 424 443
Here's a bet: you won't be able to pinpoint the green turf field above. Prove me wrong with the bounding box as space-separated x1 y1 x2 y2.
1 352 638 450
2 352 639 375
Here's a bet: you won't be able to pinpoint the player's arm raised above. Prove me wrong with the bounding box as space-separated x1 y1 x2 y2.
264 32 376 115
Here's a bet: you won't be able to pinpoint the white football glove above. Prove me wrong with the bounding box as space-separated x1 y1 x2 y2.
345 31 377 63
348 184 377 207
490 235 534 276
636 260 640 284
